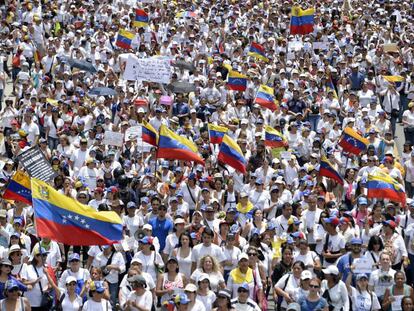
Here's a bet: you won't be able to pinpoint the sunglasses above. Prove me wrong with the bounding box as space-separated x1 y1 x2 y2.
248 253 257 256
309 285 320 289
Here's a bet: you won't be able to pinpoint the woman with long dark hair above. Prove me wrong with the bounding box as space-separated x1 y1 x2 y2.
212 289 235 311
346 272 381 311
156 257 186 304
171 232 193 279
364 236 384 270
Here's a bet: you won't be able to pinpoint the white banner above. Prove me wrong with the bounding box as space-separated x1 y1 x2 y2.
123 55 172 84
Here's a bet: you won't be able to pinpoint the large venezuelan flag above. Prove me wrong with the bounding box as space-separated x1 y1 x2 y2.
208 124 228 144
116 29 135 49
134 9 149 28
31 178 123 245
142 120 158 146
227 71 247 91
319 156 344 185
264 126 288 148
367 171 406 205
157 125 205 165
255 85 278 111
217 135 247 174
290 6 315 35
3 171 32 205
338 127 369 155
248 42 268 61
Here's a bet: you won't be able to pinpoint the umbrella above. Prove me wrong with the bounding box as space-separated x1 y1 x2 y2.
172 60 196 72
167 81 196 94
63 57 97 73
88 87 117 96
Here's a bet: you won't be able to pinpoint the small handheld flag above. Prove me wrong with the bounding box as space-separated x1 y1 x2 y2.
217 135 247 174
134 9 149 28
116 29 135 50
142 120 158 146
264 126 288 148
255 85 278 111
319 156 344 185
248 42 268 62
338 127 369 155
3 171 32 205
208 124 228 144
290 6 315 35
226 71 247 91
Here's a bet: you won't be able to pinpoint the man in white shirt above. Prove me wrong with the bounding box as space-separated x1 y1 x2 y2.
369 252 396 300
191 227 226 271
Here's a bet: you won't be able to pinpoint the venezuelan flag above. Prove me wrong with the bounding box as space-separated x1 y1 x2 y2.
338 127 369 155
134 9 149 28
248 42 268 61
157 125 204 165
208 124 228 144
176 11 197 18
264 126 288 148
31 178 122 245
116 29 135 50
319 156 344 185
34 50 42 64
227 71 247 91
326 77 338 99
383 75 405 83
290 6 315 35
142 120 158 146
367 171 406 205
3 171 32 205
255 85 278 111
218 135 247 174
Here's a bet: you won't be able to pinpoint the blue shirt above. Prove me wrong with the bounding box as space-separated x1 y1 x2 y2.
337 253 360 282
298 296 327 311
148 217 173 252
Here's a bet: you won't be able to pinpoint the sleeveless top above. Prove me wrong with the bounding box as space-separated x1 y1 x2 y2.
161 273 184 303
0 297 25 311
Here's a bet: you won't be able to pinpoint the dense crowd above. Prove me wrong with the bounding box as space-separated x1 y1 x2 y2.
1 0 414 310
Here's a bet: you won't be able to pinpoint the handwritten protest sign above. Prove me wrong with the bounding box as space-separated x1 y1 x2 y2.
123 55 172 84
353 258 372 274
313 42 329 50
125 126 142 140
103 131 124 147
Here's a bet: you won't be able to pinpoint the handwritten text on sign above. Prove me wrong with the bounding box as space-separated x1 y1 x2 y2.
124 56 172 84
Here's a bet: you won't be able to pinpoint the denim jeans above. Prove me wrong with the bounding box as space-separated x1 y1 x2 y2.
307 115 320 131
108 281 119 305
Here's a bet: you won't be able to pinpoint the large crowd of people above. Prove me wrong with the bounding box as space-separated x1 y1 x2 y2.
0 0 414 310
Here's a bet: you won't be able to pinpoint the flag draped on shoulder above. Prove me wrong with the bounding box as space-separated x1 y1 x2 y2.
3 171 32 205
290 6 315 35
338 127 369 155
255 85 278 111
157 125 205 165
142 120 158 146
31 178 123 246
319 156 344 185
264 126 288 148
217 134 247 174
116 29 135 49
367 171 406 205
208 124 228 144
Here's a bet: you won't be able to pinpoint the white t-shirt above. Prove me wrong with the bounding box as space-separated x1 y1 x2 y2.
191 244 226 267
126 290 153 311
21 264 48 307
21 122 40 144
349 287 381 311
368 268 396 298
191 269 224 292
82 299 112 310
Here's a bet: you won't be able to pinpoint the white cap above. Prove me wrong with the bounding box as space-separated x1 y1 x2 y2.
238 253 249 261
143 224 152 231
301 270 312 280
322 265 339 275
66 276 77 284
137 108 145 114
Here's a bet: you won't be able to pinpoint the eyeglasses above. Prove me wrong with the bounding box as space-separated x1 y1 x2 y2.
12 253 22 257
248 253 257 256
309 285 320 289
78 196 87 199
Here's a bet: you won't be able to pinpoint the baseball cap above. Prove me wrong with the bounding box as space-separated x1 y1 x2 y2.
382 220 397 229
66 276 77 284
184 284 197 292
238 282 249 292
358 197 368 205
287 303 301 311
139 236 153 244
323 217 340 226
301 270 312 280
322 265 339 275
350 238 363 245
238 253 249 262
69 253 80 262
356 273 369 281
91 281 105 293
